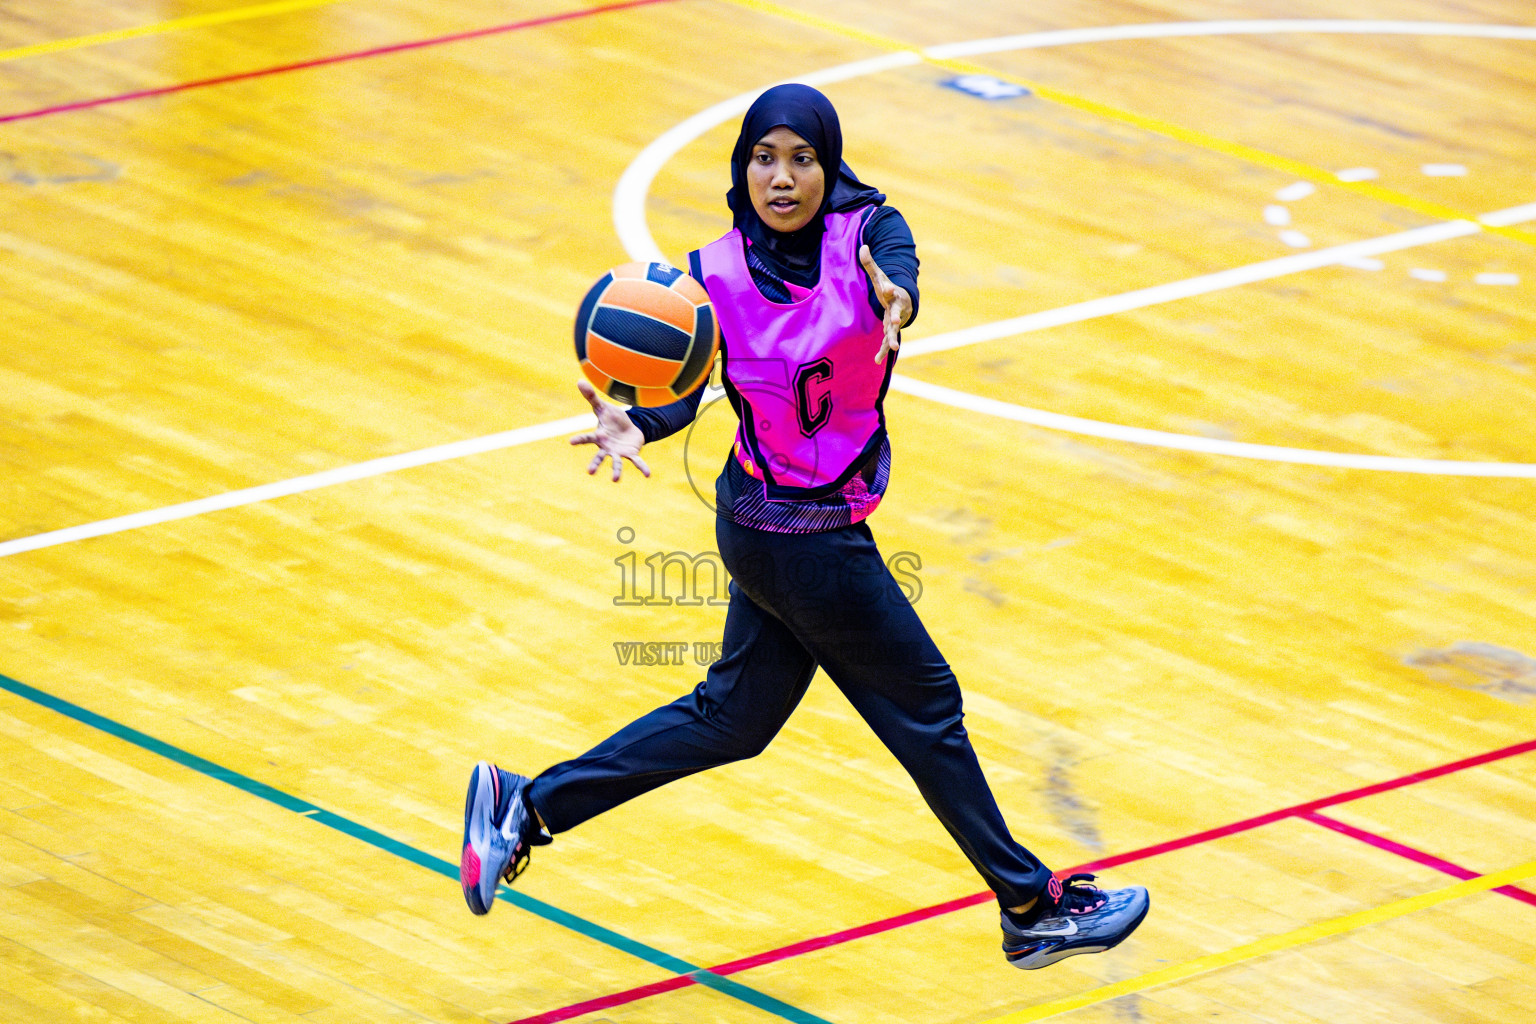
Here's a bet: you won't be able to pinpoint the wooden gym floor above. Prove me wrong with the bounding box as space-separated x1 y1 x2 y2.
2 1 1534 1021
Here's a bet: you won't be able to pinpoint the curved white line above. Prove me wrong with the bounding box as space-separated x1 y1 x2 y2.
889 377 1536 477
613 20 1536 477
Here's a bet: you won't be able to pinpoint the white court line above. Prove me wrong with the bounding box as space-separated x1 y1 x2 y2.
924 20 1536 60
889 377 1536 477
5 22 1535 559
897 218 1484 357
0 416 591 559
898 201 1536 356
1481 201 1536 227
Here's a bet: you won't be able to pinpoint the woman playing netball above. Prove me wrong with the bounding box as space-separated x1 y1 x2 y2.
459 84 1149 970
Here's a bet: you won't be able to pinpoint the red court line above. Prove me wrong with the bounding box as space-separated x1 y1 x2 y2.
0 0 679 125
517 891 1007 1022
507 737 1536 1024
513 975 696 1024
1303 810 1536 908
1073 736 1536 874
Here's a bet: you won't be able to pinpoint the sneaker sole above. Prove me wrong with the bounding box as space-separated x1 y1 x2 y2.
1007 942 1110 969
460 762 500 916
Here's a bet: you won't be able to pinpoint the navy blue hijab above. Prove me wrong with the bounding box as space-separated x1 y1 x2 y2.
725 84 884 274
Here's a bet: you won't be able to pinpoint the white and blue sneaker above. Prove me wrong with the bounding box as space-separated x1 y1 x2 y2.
1001 874 1149 969
460 761 550 915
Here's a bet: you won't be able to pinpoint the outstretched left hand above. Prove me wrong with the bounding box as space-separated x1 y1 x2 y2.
859 244 913 364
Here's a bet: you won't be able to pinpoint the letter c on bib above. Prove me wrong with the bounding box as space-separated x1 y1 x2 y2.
794 358 834 437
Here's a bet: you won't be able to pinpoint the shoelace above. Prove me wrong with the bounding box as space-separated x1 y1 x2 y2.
502 842 531 884
496 805 536 884
491 770 552 886
491 784 532 885
1055 873 1109 916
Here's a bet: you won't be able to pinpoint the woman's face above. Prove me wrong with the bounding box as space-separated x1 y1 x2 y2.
746 126 825 234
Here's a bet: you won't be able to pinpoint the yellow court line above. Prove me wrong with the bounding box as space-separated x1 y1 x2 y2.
982 858 1536 1024
718 0 1536 249
0 0 350 64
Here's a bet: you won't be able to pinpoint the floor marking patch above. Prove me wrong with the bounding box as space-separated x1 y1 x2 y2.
1275 182 1317 201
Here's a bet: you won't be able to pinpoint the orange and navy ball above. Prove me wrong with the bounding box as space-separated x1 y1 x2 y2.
574 261 719 407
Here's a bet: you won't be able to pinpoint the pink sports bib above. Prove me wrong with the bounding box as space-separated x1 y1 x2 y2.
698 210 889 499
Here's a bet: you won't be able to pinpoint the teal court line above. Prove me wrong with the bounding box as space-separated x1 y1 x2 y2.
0 670 834 1024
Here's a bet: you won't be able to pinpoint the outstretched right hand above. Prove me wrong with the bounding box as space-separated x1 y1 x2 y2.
570 379 651 482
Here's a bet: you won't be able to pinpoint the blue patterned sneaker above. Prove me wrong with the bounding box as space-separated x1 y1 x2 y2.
460 761 550 915
1001 874 1149 969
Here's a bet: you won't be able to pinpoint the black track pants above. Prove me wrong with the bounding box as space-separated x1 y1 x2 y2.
526 515 1053 907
